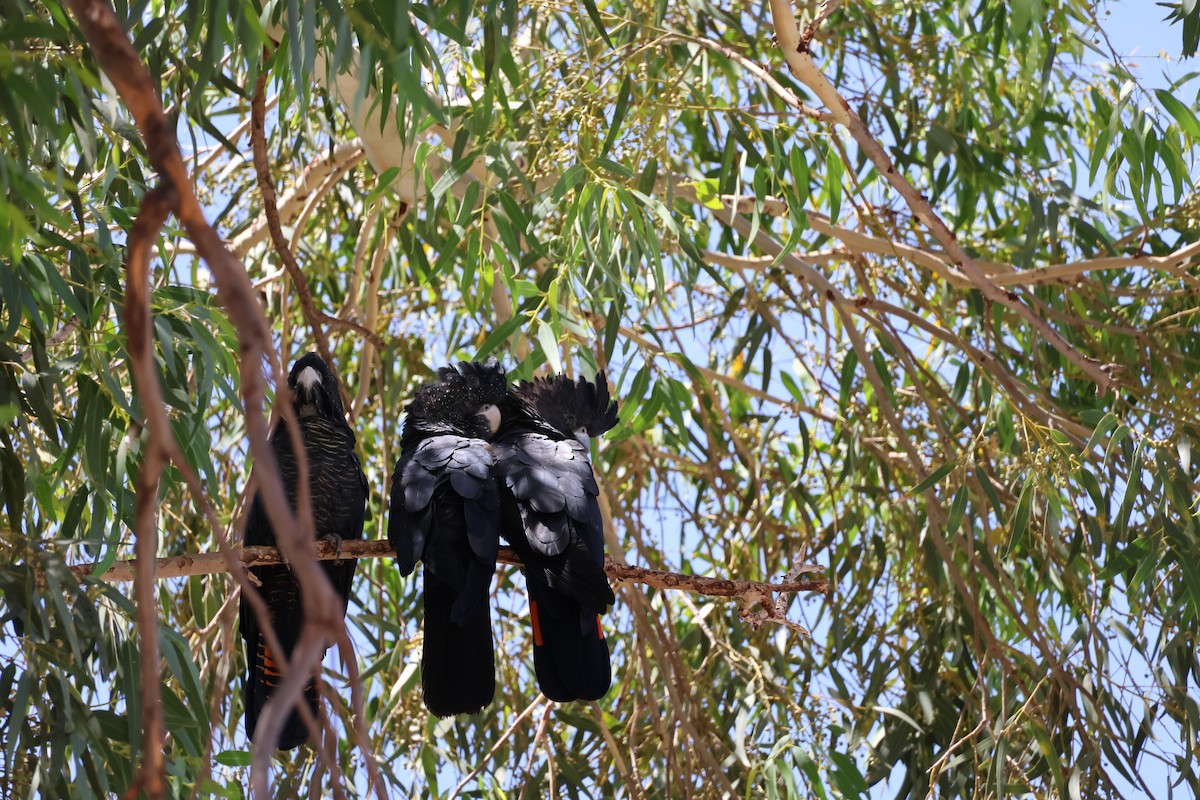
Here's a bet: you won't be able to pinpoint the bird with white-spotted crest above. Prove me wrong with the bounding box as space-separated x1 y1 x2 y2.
388 359 508 716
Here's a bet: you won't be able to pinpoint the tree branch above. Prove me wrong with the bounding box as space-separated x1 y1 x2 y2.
64 3 359 794
767 0 1114 392
250 71 335 370
679 34 832 123
227 141 367 258
712 188 1200 289
119 182 176 800
19 315 80 361
69 539 829 606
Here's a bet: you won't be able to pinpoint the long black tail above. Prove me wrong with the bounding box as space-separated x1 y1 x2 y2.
527 572 611 702
421 570 496 716
245 636 319 750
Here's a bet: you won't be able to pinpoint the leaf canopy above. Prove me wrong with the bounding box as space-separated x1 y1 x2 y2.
1 0 1199 797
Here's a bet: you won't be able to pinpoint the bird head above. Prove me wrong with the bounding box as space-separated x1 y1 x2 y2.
287 353 346 422
510 371 619 447
407 358 507 439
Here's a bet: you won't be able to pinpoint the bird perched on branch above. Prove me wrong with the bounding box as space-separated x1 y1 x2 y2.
493 372 619 702
238 353 367 750
388 359 507 716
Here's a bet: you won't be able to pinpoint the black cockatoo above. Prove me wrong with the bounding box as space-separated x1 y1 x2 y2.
388 359 507 716
493 372 619 702
238 353 367 750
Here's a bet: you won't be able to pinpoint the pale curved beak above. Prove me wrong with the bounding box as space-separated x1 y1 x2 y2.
574 431 591 450
294 366 323 416
296 366 321 390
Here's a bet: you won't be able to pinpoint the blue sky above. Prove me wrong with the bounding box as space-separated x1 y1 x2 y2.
1103 1 1194 90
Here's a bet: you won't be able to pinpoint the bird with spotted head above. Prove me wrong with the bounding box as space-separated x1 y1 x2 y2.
388 358 508 716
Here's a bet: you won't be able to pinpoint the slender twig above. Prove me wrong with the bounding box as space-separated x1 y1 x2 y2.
679 34 832 123
19 316 80 362
250 71 334 369
316 312 385 351
451 697 546 800
766 0 1114 392
590 700 644 799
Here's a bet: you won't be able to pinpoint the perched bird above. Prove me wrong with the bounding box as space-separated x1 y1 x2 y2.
493 372 619 702
388 359 507 716
238 353 367 750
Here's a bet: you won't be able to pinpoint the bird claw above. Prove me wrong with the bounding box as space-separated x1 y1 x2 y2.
320 533 345 564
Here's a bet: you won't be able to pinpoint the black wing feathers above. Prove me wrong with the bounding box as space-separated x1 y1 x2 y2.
495 434 615 610
387 359 507 717
494 371 619 703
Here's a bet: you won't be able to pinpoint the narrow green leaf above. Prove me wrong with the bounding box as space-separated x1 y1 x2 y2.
1082 411 1119 456
536 320 561 373
60 486 90 541
601 74 632 158
1129 542 1161 593
6 672 30 765
789 146 810 208
977 467 1004 516
1156 88 1200 139
793 748 829 800
603 296 623 361
1178 557 1200 621
1105 425 1131 466
1009 478 1035 552
837 350 858 416
552 164 588 200
594 157 633 180
215 750 252 767
368 166 402 203
825 147 844 223
769 225 806 268
908 461 956 497
580 0 613 47
944 485 969 538
1116 439 1146 537
779 372 804 404
430 155 477 203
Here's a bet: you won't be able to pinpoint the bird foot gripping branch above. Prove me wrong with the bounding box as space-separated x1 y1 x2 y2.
319 533 346 564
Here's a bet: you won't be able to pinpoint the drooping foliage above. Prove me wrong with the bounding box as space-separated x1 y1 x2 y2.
1 0 1198 796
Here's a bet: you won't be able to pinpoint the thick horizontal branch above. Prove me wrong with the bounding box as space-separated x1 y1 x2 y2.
70 539 829 599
